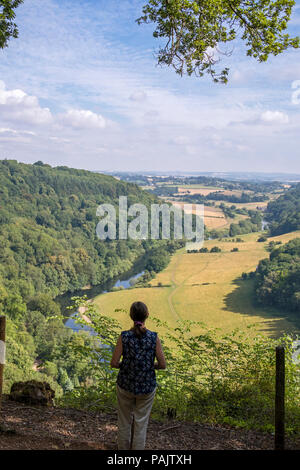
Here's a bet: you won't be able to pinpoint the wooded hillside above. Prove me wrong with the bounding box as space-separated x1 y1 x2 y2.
266 184 300 236
255 238 300 314
0 160 176 395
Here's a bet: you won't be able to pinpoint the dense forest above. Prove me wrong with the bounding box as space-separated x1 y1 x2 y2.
266 184 300 235
0 159 170 298
254 238 300 315
0 160 180 395
250 185 300 316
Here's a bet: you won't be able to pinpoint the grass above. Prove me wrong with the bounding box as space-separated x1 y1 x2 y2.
178 184 221 189
156 183 221 189
213 201 269 210
93 231 300 341
165 200 228 229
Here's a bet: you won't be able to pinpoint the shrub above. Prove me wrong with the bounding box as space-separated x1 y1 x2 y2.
210 246 222 253
57 299 300 436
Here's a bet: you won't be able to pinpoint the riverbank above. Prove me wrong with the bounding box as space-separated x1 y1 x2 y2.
55 254 147 316
63 270 145 333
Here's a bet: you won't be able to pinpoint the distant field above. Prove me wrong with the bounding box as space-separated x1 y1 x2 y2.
156 184 221 189
165 200 249 229
214 201 269 210
178 187 224 196
176 186 253 198
93 231 300 341
167 201 228 229
204 206 228 228
177 184 221 189
155 183 264 199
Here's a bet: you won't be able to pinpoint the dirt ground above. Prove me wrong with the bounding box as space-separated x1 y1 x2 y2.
0 398 299 450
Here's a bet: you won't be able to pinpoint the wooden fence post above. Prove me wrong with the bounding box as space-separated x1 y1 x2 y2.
130 415 135 450
275 346 285 450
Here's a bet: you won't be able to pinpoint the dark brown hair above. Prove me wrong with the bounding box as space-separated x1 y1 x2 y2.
130 301 149 338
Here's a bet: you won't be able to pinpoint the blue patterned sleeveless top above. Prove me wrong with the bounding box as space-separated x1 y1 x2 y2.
117 329 157 395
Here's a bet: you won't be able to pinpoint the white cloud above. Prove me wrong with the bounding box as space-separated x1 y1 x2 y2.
172 135 190 145
129 91 147 102
59 109 106 129
260 110 289 124
0 82 107 132
0 127 36 136
0 81 52 125
49 136 71 143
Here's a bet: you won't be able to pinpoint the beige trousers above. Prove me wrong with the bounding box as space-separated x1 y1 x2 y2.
116 384 156 450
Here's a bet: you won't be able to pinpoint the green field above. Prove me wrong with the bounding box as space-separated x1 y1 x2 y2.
156 183 221 189
177 184 221 189
93 231 300 340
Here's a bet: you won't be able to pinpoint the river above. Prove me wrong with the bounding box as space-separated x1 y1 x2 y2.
261 219 269 230
56 262 145 335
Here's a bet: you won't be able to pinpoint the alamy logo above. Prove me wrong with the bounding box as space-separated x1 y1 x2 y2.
96 196 204 250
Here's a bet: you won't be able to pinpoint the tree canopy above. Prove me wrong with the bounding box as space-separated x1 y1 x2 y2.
266 183 300 235
0 0 23 49
137 0 300 82
255 237 300 314
1 1 299 83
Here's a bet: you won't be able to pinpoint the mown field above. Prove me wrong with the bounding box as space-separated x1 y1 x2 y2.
177 187 224 196
168 201 228 229
214 200 269 210
161 198 250 229
93 231 300 341
157 183 270 199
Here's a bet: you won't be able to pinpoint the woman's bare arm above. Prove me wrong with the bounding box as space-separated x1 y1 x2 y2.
110 335 122 368
154 335 166 370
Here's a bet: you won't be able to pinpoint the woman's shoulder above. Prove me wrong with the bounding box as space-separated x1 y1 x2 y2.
121 329 156 334
120 330 133 344
121 330 132 336
121 329 157 340
145 329 157 338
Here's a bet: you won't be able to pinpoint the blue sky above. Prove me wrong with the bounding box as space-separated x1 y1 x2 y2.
0 0 300 173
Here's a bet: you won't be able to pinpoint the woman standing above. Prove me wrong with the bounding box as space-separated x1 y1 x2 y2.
110 301 166 450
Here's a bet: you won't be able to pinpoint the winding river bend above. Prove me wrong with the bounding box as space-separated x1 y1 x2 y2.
56 261 145 335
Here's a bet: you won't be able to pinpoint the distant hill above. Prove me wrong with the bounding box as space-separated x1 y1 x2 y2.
105 170 300 183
